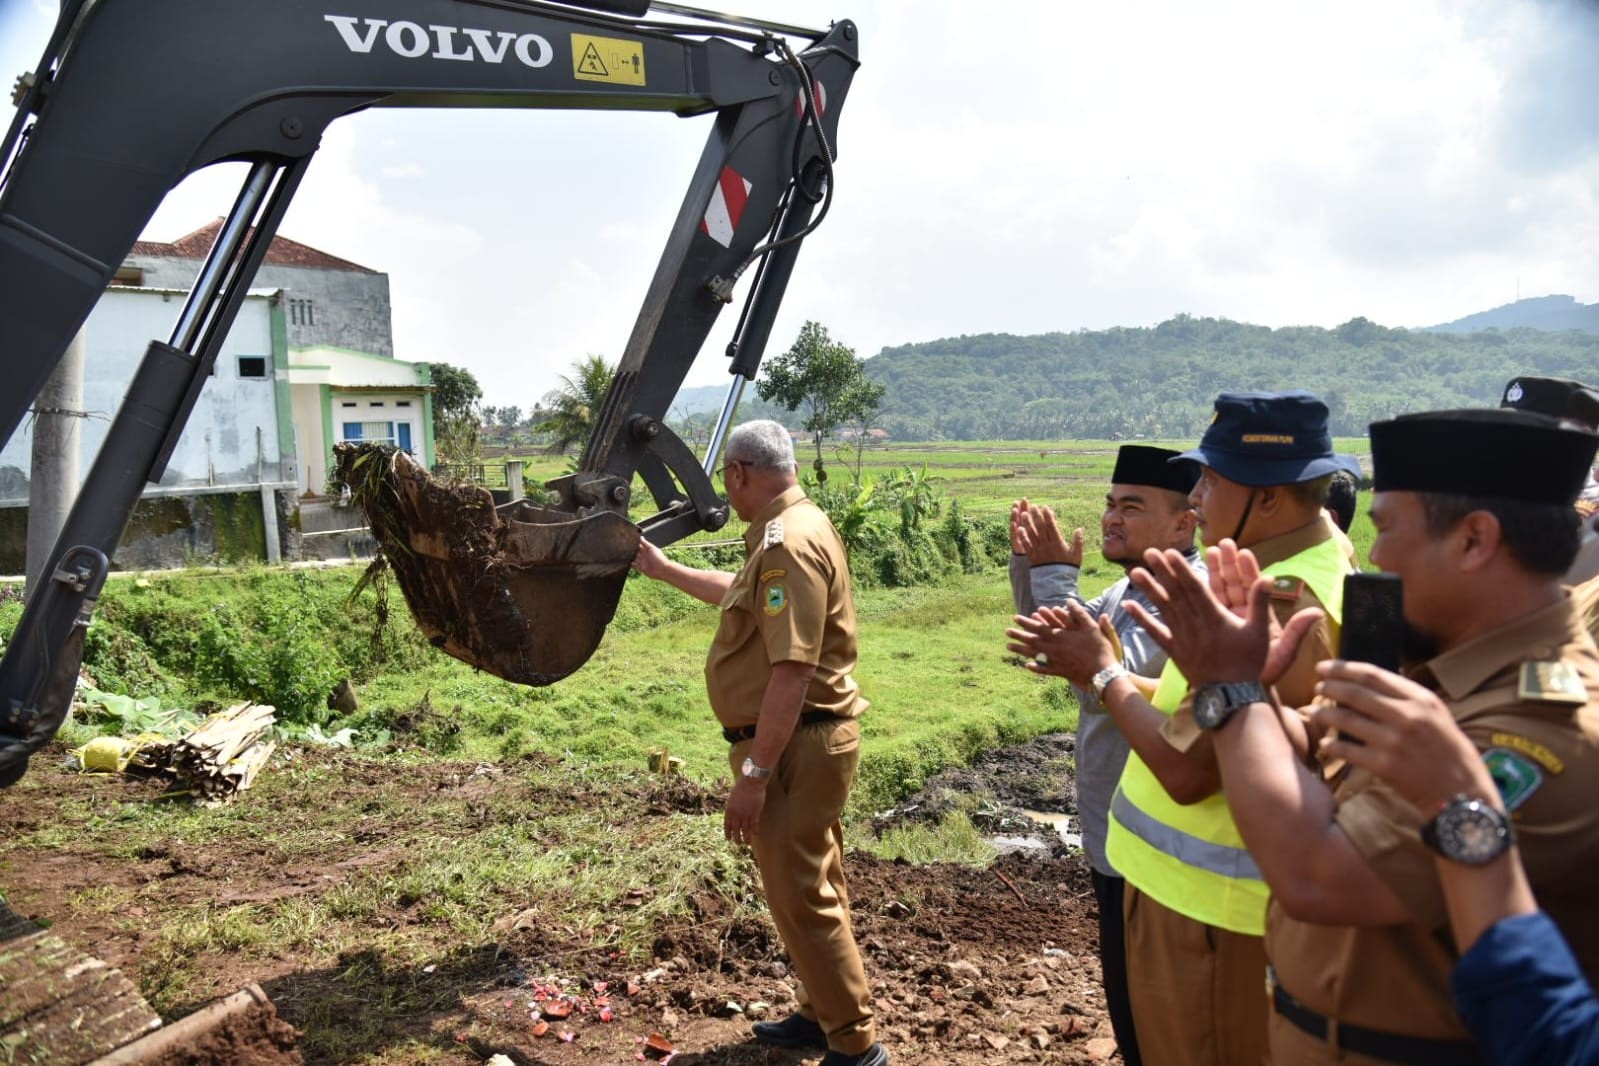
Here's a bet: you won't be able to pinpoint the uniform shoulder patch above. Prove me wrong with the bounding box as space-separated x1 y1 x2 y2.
759 568 786 584
763 518 785 549
1270 576 1305 601
1483 747 1545 811
1516 660 1588 705
1488 731 1565 774
763 584 787 616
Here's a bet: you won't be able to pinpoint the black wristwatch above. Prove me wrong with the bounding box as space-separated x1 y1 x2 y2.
1193 681 1269 731
1421 794 1513 865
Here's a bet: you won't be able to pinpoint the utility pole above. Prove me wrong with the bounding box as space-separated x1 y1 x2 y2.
24 0 88 593
25 329 85 590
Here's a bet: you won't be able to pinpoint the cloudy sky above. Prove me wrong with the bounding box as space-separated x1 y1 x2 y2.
2 0 1596 411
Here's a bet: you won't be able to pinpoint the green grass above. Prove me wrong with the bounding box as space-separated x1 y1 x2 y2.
8 436 1377 822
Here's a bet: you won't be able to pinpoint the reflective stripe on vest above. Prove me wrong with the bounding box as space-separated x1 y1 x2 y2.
1105 532 1350 935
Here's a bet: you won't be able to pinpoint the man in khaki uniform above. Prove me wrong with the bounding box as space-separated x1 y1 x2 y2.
1123 408 1599 1064
633 419 884 1066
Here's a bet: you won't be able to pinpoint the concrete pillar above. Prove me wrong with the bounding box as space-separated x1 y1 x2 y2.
25 329 85 591
506 459 524 503
260 486 282 564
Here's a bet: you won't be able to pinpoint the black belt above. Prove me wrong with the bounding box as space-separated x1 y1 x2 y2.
722 711 844 744
1269 971 1482 1066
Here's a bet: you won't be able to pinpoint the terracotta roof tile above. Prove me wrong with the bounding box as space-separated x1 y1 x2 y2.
130 219 378 273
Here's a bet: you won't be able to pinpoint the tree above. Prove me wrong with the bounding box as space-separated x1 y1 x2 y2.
756 321 884 482
497 405 523 428
427 362 482 464
537 354 616 457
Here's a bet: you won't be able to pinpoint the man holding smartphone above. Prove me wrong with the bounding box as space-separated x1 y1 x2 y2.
1121 407 1599 1065
1008 391 1360 1066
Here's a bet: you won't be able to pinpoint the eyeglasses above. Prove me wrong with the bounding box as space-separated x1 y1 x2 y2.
718 459 744 481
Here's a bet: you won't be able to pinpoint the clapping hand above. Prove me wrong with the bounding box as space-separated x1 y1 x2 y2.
1123 540 1323 688
1010 499 1083 568
1006 600 1118 686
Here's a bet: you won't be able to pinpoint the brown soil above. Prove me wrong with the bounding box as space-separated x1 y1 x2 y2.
1 739 1113 1065
333 443 636 687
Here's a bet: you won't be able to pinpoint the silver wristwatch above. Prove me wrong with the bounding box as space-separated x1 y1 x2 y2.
740 756 772 782
1091 664 1129 701
1422 795 1513 865
1193 681 1269 730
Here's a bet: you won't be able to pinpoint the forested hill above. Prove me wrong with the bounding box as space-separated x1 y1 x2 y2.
1425 295 1599 336
863 315 1599 441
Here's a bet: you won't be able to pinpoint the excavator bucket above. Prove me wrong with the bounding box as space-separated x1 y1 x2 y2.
335 444 639 685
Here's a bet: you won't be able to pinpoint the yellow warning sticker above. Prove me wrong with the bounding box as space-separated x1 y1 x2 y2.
571 33 646 86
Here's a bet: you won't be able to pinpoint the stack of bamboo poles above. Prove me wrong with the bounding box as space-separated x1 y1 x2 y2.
166 703 277 806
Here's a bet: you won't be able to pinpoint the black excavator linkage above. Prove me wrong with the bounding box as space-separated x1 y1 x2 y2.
0 0 857 784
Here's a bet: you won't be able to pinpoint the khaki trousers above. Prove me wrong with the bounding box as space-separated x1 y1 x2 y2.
1124 884 1268 1066
733 717 874 1055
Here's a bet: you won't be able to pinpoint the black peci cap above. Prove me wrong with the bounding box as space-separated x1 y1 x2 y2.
1500 376 1599 429
1370 408 1599 505
1111 445 1199 495
1175 390 1362 487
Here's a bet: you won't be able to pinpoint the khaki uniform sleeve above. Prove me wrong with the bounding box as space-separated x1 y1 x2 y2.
1159 588 1334 759
1459 706 1599 889
1273 591 1338 709
1158 695 1220 770
753 541 829 666
1334 770 1448 930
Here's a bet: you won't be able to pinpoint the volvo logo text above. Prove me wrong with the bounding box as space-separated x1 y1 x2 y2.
325 15 554 67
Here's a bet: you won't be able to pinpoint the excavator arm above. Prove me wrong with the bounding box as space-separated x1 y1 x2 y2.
0 0 858 785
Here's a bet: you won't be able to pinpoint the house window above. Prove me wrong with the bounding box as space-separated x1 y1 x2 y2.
342 421 414 453
397 400 412 408
370 401 385 408
237 355 267 378
341 401 357 408
289 298 315 326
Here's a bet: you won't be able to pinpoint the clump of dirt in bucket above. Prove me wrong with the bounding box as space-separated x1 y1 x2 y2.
334 444 637 686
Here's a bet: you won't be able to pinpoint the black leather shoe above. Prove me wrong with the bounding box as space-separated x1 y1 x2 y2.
752 1013 827 1049
820 1044 888 1066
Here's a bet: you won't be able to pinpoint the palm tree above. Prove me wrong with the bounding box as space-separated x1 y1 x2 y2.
537 355 616 457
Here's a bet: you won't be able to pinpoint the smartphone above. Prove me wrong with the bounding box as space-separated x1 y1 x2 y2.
1340 572 1403 673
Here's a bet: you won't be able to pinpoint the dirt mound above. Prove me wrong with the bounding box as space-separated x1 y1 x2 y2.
876 732 1079 846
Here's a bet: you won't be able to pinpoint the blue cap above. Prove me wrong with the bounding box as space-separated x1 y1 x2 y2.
1176 390 1361 487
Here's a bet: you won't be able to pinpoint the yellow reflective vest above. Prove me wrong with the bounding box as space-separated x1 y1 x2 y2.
1104 533 1350 935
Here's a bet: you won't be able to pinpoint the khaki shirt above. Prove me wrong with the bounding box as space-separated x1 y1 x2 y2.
704 485 867 730
1162 514 1347 759
1268 594 1599 1042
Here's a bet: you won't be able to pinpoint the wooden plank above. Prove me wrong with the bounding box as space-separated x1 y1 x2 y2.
0 901 162 1063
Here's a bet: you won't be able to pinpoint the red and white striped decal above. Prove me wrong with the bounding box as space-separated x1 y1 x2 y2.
701 166 752 248
794 80 827 120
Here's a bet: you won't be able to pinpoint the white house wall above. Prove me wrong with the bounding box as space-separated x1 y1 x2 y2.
0 288 292 507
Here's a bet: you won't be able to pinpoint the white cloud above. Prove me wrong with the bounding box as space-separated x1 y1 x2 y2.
2 0 1595 411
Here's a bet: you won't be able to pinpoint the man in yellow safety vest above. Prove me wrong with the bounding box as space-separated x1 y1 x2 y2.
1009 390 1359 1066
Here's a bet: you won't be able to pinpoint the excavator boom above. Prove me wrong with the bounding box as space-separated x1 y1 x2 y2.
0 0 858 784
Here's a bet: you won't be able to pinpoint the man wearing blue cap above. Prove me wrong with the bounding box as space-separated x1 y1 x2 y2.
1121 407 1599 1065
1009 444 1202 1066
1009 390 1359 1066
